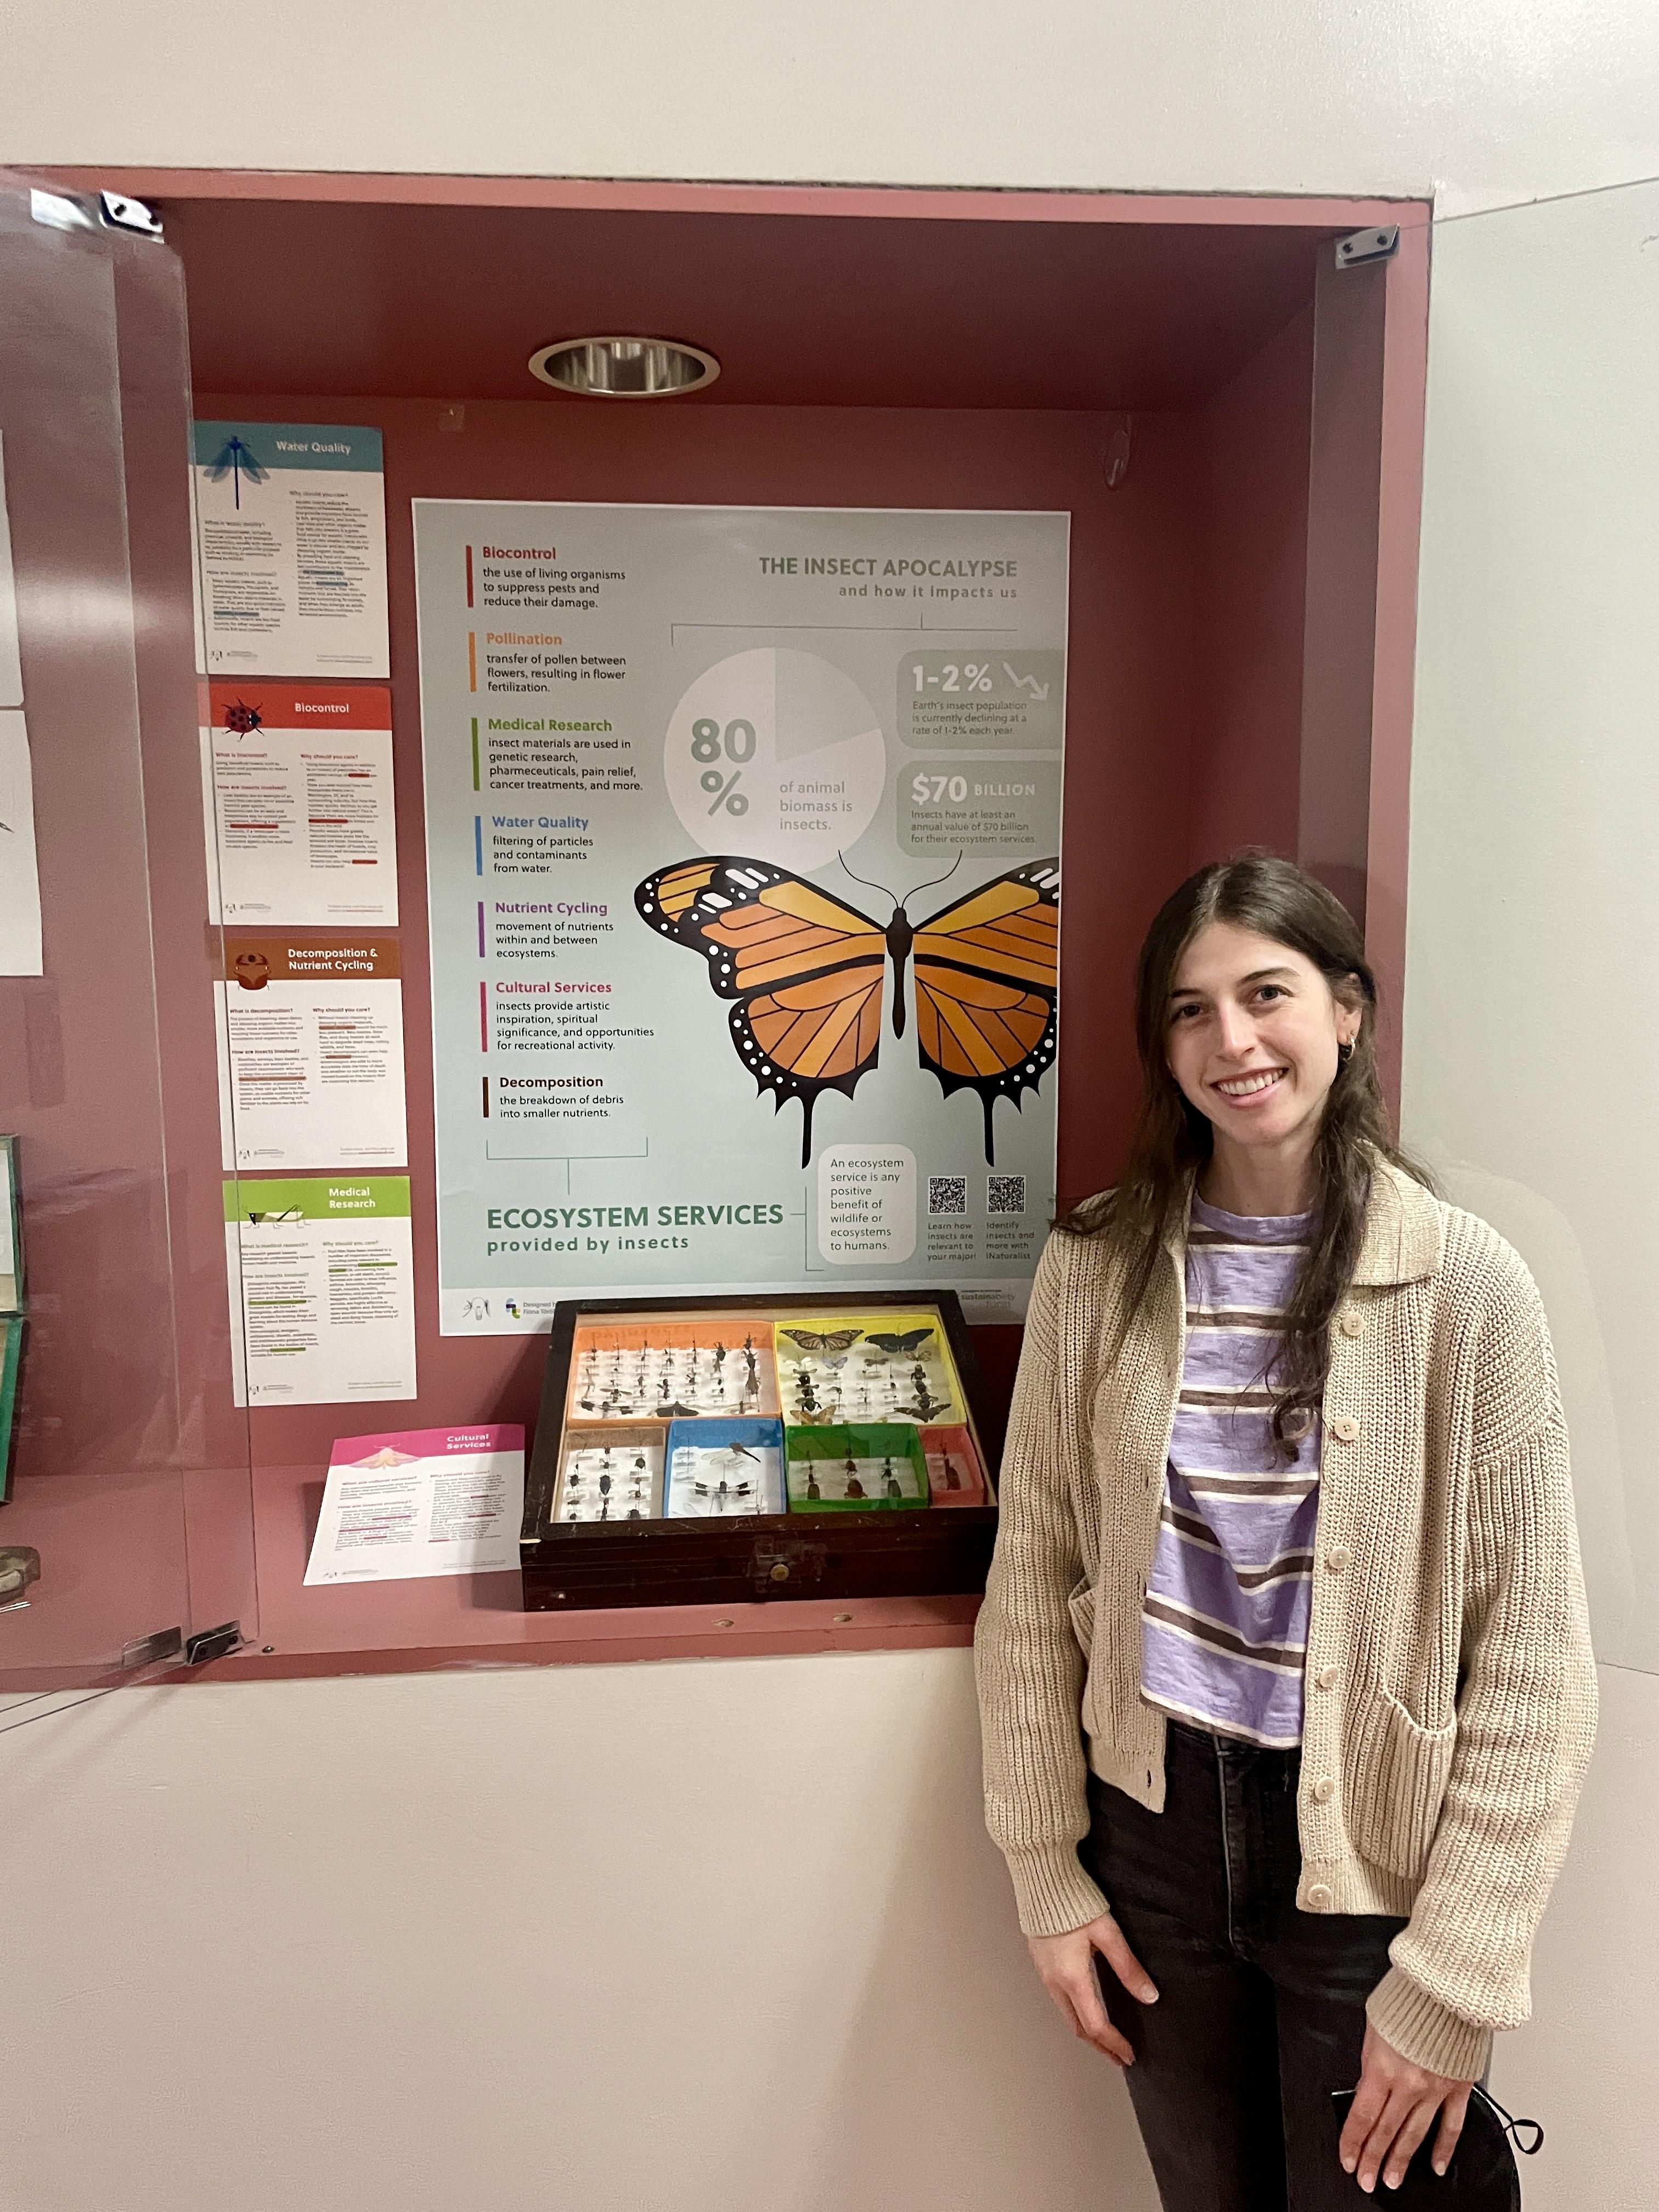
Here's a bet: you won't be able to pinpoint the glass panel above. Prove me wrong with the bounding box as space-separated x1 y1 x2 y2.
0 172 256 1683
1403 179 1659 1671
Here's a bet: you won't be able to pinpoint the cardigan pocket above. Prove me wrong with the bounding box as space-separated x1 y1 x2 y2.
1345 1683 1458 1880
1066 1578 1098 1733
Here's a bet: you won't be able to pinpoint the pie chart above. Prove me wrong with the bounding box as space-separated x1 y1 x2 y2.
664 647 887 868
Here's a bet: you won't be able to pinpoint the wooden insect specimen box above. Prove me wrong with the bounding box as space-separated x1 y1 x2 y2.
522 1291 998 1610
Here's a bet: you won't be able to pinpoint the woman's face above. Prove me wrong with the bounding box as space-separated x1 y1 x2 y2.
1165 921 1359 1159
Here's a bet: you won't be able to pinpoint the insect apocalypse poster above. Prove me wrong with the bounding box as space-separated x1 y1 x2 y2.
414 502 1068 1334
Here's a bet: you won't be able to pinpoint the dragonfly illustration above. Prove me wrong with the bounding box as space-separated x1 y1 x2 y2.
205 436 270 510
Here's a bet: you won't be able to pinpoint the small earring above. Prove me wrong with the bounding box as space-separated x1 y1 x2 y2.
1338 1039 1356 1065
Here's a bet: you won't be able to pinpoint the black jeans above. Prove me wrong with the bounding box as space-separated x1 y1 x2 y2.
1082 1720 1405 2212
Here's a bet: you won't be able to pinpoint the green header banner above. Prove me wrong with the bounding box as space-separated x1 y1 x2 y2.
224 1176 411 1224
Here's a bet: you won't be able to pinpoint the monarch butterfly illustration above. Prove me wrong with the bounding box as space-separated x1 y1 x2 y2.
634 853 1059 1166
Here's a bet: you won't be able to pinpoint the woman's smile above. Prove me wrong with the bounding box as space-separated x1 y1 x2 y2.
1211 1065 1289 1104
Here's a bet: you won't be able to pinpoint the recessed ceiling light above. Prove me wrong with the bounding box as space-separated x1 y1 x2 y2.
528 336 720 399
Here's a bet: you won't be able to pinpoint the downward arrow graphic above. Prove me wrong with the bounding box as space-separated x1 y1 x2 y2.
1003 663 1050 702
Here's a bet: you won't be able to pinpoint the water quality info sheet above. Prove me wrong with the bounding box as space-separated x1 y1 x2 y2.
201 681 398 924
225 1177 416 1408
216 932 408 1172
193 423 389 679
414 503 1069 1335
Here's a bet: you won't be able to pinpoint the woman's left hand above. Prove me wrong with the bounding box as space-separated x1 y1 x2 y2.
1339 2022 1474 2193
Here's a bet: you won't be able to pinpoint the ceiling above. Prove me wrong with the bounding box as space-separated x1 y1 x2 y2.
159 196 1327 413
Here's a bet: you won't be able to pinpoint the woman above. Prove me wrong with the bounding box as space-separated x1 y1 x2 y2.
974 854 1595 2209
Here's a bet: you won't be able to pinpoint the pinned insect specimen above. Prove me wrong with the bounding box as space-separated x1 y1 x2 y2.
781 1327 861 1353
864 1328 935 1357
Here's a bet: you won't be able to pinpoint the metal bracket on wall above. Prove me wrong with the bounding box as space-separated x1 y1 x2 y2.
98 191 164 241
1335 224 1399 270
184 1621 243 1666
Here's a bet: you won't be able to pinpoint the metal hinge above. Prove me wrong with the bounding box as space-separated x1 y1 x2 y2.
185 1620 244 1666
1335 224 1400 270
28 188 164 242
99 191 164 240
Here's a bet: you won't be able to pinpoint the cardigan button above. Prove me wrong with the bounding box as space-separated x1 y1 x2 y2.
1325 1546 1352 1574
1340 1312 1363 1339
1315 1664 1340 1691
1330 1415 1360 1443
1307 1883 1333 1910
1312 1776 1336 1804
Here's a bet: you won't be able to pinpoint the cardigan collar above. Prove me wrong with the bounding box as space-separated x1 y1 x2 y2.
1163 1154 1442 1286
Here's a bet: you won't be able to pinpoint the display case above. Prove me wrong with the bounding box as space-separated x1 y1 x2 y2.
0 162 1427 1680
524 1291 996 1609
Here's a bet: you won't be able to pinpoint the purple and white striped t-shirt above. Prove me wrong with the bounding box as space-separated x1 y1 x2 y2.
1139 1194 1320 1748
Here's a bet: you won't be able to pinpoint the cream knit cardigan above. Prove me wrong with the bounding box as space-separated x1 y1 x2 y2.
974 1159 1597 2080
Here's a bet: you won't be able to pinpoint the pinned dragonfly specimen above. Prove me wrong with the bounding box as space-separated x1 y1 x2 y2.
205 433 270 510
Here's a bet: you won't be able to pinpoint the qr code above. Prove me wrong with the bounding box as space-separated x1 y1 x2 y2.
928 1176 967 1217
988 1175 1027 1215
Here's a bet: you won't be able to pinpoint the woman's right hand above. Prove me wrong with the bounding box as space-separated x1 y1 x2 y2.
1027 1911 1159 2067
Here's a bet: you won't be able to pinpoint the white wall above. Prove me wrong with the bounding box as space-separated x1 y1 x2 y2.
1492 1666 1659 2212
0 0 1657 218
1401 168 1659 2206
3 7 1659 2210
1 1654 1157 2212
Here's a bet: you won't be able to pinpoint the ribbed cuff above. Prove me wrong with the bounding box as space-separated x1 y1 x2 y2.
1003 1843 1110 1938
1367 1966 1494 2081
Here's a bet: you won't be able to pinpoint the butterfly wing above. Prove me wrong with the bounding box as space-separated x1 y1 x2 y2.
912 858 1059 1165
862 1328 934 1356
636 857 887 1166
781 1329 828 1352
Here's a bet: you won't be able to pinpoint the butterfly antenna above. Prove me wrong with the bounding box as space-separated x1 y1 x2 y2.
835 851 899 916
899 850 963 911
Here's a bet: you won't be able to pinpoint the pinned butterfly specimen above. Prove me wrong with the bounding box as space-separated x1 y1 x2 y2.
634 854 1059 1164
862 1328 934 1357
780 1327 862 1353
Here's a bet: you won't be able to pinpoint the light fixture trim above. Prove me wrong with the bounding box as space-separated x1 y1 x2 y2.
528 335 721 399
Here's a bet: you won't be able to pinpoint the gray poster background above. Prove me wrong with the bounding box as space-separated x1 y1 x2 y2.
414 503 1068 1334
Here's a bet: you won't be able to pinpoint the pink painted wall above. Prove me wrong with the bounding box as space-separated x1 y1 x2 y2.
1186 305 1314 871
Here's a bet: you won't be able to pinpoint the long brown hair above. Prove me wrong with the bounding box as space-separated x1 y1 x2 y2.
1058 851 1430 1453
